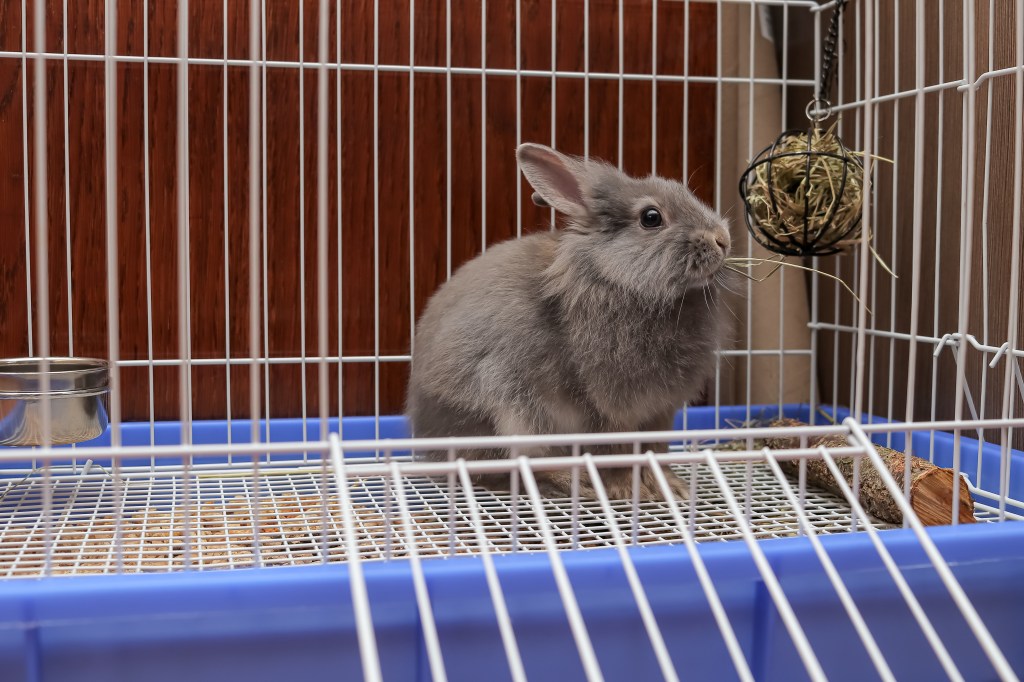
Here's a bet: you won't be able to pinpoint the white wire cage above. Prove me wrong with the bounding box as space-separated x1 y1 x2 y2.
0 0 1023 681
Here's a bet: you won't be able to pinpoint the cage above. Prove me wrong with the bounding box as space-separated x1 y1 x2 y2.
0 0 1022 680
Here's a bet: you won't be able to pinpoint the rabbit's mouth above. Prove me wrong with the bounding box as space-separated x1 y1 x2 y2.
676 264 723 293
685 251 726 283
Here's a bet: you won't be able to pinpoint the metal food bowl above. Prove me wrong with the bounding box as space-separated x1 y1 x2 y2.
0 358 110 447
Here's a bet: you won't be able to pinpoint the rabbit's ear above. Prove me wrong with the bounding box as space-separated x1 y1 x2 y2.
517 144 586 218
530 192 550 208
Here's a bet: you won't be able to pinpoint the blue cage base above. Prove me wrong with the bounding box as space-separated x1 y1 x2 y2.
0 404 1021 682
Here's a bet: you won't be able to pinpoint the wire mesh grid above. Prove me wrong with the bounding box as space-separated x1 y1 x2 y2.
0 456 905 578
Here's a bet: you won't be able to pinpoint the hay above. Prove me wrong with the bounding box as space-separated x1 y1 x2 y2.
724 254 870 312
733 123 898 312
743 124 868 253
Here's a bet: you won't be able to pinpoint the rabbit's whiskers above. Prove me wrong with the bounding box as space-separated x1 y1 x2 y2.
723 254 870 314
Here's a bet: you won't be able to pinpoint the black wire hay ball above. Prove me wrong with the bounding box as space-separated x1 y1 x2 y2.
738 123 866 259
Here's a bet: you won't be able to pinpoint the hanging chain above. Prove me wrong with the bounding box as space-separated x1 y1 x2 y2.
807 0 850 123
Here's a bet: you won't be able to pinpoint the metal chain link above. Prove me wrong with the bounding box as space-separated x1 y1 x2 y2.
818 0 849 103
808 0 850 123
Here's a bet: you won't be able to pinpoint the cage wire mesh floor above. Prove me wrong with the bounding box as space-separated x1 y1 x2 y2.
0 457 920 578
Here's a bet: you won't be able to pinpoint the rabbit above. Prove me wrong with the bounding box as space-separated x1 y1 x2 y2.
406 143 734 501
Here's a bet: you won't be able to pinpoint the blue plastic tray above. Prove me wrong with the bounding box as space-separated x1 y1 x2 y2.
0 404 1021 682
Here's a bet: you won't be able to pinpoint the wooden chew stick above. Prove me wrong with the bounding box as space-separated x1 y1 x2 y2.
764 419 975 527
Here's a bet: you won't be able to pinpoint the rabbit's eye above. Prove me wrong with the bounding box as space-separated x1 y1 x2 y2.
640 207 663 229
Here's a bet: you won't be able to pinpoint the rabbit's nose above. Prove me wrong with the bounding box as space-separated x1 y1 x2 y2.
705 231 729 254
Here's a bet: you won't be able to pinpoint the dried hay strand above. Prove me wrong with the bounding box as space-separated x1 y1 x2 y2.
723 254 872 313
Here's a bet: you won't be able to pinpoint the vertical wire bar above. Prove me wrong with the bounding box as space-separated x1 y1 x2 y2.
582 454 678 682
951 0 979 524
21 0 33 357
830 0 841 426
550 0 556 153
616 0 623 169
388 462 448 682
481 0 487 248
456 461 527 682
515 0 522 237
143 0 156 448
584 0 589 158
761 451 895 682
903 0 926 503
298 0 309 444
809 3 823 423
222 0 232 451
650 0 657 174
703 451 827 682
866 0 880 430
864 0 879 428
749 1 757 419
248 0 263 568
104 0 121 449
260 0 272 446
845 420 1018 681
845 2 860 417
778 1 788 416
743 0 753 423
177 0 193 570
329 435 382 682
816 446 965 682
884 1 899 443
445 0 452 274
516 457 604 682
644 454 753 682
62 2 77 466
373 0 381 442
974 0 998 486
681 0 689 190
999 0 1024 520
33 0 52 574
708 0 724 428
410 0 417 350
61 0 73 358
103 0 123 573
928 0 947 463
316 0 330 557
336 0 344 438
549 0 555 229
852 0 874 420
712 0 720 218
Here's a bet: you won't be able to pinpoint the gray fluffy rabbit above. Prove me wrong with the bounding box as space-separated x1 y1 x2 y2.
407 143 733 501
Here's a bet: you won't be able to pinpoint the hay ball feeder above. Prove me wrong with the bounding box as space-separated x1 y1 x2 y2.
739 124 866 259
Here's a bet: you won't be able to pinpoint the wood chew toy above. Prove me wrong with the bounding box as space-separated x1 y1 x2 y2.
764 418 975 526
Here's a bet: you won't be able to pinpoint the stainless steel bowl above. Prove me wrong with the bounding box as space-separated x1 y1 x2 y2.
0 358 110 447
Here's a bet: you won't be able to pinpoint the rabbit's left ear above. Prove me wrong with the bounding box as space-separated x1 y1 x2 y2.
530 192 550 208
517 143 587 219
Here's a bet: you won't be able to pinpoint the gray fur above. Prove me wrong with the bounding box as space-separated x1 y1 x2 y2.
406 143 735 500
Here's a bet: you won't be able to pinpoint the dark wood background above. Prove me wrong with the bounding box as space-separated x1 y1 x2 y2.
0 0 718 421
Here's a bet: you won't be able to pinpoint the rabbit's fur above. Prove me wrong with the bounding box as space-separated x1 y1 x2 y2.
407 143 734 500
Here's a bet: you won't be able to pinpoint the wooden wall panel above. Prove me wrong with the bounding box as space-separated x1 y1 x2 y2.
0 0 717 421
